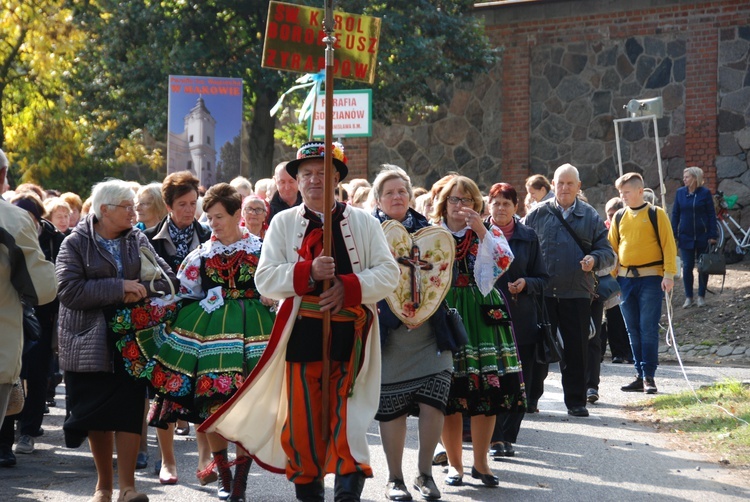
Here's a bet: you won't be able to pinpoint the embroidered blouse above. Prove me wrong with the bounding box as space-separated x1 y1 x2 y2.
176 228 263 313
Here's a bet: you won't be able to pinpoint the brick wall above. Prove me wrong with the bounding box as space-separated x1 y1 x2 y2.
351 0 750 199
476 0 750 193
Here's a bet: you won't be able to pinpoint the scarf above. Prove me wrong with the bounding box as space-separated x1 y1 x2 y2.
168 218 194 262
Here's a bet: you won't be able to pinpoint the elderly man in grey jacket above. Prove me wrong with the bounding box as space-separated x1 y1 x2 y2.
522 164 615 417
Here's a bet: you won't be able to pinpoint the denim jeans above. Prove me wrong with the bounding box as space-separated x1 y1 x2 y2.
680 246 708 298
617 275 663 379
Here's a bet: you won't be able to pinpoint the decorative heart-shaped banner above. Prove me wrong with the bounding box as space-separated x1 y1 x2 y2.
381 220 455 327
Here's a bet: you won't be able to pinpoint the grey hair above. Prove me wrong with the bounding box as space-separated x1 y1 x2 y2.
91 179 136 219
0 148 8 169
371 164 412 203
554 163 580 182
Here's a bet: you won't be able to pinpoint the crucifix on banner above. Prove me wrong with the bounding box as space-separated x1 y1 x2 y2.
397 245 433 309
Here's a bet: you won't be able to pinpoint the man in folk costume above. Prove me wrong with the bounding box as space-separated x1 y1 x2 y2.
201 141 399 502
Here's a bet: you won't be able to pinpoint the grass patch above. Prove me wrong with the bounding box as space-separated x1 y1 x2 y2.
647 379 750 466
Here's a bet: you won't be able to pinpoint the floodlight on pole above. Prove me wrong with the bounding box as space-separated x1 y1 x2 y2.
614 96 667 209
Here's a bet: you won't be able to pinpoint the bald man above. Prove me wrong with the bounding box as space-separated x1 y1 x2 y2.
269 161 302 221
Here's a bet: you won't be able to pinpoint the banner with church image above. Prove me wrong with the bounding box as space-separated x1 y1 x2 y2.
167 75 244 188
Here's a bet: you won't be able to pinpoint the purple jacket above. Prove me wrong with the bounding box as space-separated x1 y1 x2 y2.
56 214 176 372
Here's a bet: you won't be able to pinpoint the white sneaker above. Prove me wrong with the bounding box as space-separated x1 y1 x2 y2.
15 435 34 454
696 296 706 307
682 298 693 309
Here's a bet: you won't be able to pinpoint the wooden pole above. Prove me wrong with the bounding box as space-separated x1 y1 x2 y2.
320 0 335 443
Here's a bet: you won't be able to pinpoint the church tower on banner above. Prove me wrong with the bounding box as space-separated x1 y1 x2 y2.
168 96 217 188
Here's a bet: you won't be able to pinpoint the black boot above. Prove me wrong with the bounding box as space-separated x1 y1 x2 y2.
294 479 325 502
334 473 365 502
229 455 252 502
212 449 233 501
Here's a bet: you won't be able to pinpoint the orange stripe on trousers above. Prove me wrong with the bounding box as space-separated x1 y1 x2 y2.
281 361 372 484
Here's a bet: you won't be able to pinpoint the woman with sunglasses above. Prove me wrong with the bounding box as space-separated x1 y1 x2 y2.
430 176 523 488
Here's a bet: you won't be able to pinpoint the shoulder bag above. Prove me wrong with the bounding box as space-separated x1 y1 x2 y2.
139 246 175 297
533 295 565 368
431 301 469 353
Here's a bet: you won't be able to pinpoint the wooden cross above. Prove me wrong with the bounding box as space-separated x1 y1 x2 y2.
397 244 433 308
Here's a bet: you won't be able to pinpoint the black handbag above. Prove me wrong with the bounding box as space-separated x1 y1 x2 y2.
478 303 512 326
697 245 726 275
22 305 41 354
533 295 565 368
431 301 469 353
697 244 726 293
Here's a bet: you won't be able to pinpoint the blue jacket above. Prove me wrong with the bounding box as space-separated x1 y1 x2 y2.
489 218 550 345
671 186 717 250
522 198 615 300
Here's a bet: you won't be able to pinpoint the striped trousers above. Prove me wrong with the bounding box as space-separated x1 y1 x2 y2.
282 360 372 484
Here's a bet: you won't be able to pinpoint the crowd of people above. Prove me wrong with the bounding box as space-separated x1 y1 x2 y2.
0 141 716 502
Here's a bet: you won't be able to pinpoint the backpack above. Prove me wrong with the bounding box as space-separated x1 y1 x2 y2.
612 205 663 274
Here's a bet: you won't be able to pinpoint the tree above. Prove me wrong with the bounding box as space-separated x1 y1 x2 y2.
0 1 90 183
68 1 495 180
217 133 242 183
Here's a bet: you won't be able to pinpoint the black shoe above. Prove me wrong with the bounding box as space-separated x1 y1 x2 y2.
385 479 412 501
46 398 57 408
611 356 624 364
0 445 16 467
489 442 514 459
644 377 658 394
586 388 599 403
334 473 365 502
567 406 589 417
621 377 644 392
470 466 499 487
526 401 539 413
294 479 325 502
135 452 148 470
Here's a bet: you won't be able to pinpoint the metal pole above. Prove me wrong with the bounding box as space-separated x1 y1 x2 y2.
652 115 667 209
320 0 335 443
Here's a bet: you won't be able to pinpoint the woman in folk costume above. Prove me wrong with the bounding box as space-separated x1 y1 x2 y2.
129 183 275 502
371 165 454 501
431 175 525 488
201 142 399 502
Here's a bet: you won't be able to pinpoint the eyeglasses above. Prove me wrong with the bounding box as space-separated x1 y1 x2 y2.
447 196 474 206
108 204 136 213
134 201 152 208
243 207 266 215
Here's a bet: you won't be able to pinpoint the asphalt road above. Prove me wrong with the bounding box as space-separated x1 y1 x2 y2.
1 361 749 502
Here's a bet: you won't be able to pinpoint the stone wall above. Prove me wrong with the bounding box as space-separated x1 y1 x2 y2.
717 26 750 226
366 66 504 192
528 34 687 209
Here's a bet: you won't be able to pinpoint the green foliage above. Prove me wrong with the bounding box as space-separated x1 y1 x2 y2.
2 1 495 190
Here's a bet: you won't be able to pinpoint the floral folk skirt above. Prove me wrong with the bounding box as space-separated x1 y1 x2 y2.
117 298 274 421
445 285 526 416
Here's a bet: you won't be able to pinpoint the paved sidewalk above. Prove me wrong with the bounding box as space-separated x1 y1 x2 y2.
1 361 749 501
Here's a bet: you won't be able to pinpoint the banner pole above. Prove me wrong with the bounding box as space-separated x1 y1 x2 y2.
321 0 335 444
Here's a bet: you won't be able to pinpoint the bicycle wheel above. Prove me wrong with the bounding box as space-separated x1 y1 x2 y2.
717 220 726 249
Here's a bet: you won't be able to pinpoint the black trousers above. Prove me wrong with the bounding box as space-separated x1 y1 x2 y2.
545 297 591 409
585 299 605 391
492 342 539 444
600 306 633 361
